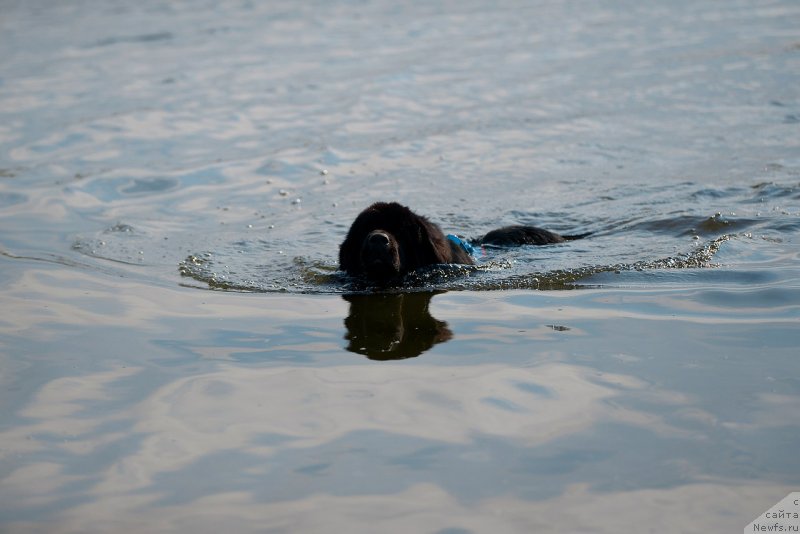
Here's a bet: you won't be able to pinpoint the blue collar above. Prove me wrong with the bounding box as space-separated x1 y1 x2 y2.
447 234 476 256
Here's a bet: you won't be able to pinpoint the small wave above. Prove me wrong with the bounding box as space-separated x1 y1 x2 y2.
90 32 174 48
749 181 800 201
72 223 154 266
178 253 342 293
622 213 757 237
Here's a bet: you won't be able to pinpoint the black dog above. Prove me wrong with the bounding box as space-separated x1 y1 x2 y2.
339 201 584 281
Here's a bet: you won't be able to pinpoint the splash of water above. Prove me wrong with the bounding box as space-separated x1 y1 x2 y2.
177 235 732 293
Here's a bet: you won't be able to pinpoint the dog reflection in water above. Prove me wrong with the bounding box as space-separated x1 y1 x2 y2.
343 292 452 360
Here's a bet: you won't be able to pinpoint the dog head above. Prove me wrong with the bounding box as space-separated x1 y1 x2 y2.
339 202 447 282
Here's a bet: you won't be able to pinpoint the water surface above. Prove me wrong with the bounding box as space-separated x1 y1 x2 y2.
1 0 799 532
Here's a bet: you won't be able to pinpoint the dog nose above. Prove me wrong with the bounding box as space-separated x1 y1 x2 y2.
368 232 390 247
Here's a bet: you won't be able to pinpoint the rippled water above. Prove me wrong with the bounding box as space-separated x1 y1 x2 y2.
1 0 799 532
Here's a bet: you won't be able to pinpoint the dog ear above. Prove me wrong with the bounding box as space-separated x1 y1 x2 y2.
339 213 372 273
339 229 361 273
412 218 449 266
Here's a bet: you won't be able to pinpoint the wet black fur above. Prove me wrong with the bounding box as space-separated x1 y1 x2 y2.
339 201 583 282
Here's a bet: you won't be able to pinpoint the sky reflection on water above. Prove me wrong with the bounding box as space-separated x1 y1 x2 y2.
1 263 799 531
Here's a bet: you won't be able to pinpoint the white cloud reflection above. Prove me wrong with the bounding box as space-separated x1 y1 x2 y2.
1 360 746 532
